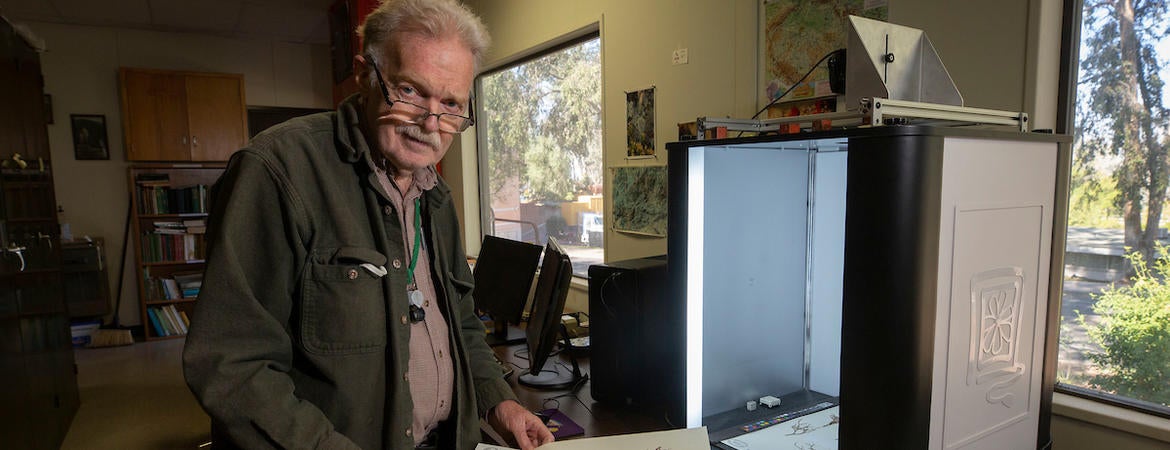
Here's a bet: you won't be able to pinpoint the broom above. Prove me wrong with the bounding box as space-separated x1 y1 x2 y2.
87 202 135 348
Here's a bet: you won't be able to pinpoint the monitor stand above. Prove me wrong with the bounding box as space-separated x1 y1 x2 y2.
518 325 586 390
485 321 526 347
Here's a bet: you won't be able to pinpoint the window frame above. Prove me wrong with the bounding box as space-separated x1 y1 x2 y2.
473 26 603 278
1053 0 1170 421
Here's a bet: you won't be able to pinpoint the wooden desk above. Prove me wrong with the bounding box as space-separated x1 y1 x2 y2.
492 343 670 439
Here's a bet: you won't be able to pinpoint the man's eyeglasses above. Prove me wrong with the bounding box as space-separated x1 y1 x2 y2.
365 54 475 134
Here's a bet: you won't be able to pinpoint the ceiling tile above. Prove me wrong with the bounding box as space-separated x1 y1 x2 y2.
2 0 336 44
0 0 61 18
235 3 326 42
148 0 242 33
52 0 152 27
243 0 335 10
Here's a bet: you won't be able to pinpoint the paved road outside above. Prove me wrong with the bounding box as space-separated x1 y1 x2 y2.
1058 279 1109 385
562 244 604 277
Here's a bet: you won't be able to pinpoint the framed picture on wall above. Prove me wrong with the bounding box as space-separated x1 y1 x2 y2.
625 86 656 158
71 114 109 160
758 0 887 117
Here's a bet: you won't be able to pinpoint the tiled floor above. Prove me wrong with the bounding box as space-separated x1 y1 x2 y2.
62 338 211 450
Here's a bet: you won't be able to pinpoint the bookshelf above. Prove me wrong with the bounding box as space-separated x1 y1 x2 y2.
128 163 224 340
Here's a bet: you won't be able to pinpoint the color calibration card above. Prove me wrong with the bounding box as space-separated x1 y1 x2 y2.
720 406 839 450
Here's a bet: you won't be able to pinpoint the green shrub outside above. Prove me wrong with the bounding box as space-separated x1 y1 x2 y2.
1078 245 1170 406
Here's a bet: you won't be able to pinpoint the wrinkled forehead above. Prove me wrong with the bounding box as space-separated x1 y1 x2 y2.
378 33 475 98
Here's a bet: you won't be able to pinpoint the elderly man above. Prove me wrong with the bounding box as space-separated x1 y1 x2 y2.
182 1 553 449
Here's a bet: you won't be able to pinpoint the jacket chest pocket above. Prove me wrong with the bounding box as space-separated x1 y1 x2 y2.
301 247 388 355
448 273 474 305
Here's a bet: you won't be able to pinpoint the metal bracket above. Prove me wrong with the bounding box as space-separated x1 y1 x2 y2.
693 97 1029 139
861 98 1029 132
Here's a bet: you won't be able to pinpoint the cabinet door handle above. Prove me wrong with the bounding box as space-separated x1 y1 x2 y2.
192 136 198 147
181 136 188 145
3 244 27 272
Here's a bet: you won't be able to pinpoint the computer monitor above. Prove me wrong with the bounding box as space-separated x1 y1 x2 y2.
473 235 544 346
519 237 583 389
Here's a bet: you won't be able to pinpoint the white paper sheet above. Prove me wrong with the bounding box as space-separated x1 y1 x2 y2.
476 426 709 450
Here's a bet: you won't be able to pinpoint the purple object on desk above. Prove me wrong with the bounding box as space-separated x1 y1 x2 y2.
539 408 584 439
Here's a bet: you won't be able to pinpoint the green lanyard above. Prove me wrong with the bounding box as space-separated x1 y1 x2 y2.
407 197 422 288
406 197 426 323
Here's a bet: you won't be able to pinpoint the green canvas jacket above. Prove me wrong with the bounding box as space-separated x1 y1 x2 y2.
183 95 516 450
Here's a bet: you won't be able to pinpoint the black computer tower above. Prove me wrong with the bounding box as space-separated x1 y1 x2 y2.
588 255 683 422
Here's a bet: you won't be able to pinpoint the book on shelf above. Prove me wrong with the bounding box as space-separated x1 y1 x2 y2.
161 278 181 300
135 173 170 186
157 306 175 334
183 235 195 260
149 307 174 336
159 307 177 335
173 272 202 286
177 305 190 328
142 232 206 263
136 184 210 215
151 220 207 235
165 305 188 334
151 305 188 336
182 219 208 234
146 307 168 337
174 272 203 298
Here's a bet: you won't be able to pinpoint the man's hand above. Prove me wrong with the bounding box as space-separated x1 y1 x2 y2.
489 400 554 450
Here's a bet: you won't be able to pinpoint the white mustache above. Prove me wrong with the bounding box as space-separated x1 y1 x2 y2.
399 124 441 149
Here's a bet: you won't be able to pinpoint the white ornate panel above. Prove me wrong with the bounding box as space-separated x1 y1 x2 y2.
944 205 1044 449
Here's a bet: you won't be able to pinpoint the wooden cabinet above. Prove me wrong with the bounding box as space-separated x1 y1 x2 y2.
0 24 49 164
119 68 248 162
0 16 78 450
129 164 223 341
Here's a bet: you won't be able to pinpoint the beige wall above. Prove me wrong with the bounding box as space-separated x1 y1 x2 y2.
29 21 332 326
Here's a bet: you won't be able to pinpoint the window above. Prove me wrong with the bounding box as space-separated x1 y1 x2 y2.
476 35 603 277
1056 0 1170 416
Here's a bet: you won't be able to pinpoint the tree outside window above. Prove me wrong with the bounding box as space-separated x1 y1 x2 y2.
477 37 603 277
1059 0 1170 415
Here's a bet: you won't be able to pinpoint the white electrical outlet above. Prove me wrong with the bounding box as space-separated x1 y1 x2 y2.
672 48 689 65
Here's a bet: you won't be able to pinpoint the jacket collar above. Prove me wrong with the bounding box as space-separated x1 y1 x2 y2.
334 93 366 165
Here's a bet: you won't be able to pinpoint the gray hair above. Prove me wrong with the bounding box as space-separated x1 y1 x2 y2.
358 0 490 71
